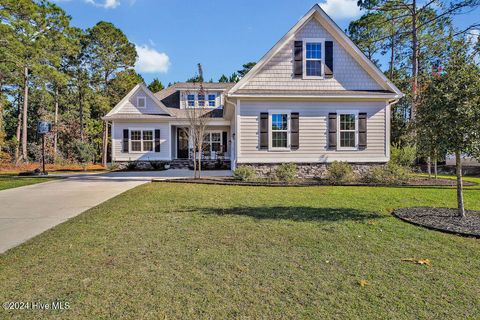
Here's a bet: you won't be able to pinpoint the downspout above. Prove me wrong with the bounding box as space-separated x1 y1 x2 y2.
225 96 237 170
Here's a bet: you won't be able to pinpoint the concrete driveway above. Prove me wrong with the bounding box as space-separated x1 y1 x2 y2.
0 169 230 253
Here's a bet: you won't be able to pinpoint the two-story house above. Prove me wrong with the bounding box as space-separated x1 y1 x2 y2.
103 4 403 176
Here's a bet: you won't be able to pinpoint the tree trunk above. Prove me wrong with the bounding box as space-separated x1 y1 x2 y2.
433 150 438 179
15 94 22 164
198 142 202 179
22 66 29 161
80 89 84 141
427 156 431 178
411 0 418 120
455 150 465 218
389 21 395 80
53 86 59 163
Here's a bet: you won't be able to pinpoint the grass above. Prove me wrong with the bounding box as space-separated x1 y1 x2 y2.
0 174 57 191
0 178 479 319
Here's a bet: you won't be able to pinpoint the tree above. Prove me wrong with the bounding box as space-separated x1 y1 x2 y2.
417 36 480 217
237 62 256 78
1 0 71 162
84 21 137 166
347 12 384 66
218 74 229 83
228 72 240 83
147 78 164 92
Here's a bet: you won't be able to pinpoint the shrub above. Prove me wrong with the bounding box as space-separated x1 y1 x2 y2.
149 160 168 170
325 161 356 185
125 160 139 171
73 140 96 170
362 162 411 185
275 163 297 182
391 143 416 167
233 166 257 181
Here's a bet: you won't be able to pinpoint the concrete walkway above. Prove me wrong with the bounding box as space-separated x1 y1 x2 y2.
0 169 230 253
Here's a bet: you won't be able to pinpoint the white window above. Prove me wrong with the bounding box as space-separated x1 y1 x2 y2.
198 94 205 107
203 132 222 154
137 96 146 109
208 94 216 107
270 113 289 149
338 112 358 149
187 94 195 107
303 38 324 78
130 129 154 152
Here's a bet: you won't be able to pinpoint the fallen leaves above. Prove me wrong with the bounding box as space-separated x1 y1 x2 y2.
401 258 432 266
367 220 378 225
358 279 369 287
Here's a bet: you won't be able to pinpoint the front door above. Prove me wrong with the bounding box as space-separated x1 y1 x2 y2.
177 128 189 159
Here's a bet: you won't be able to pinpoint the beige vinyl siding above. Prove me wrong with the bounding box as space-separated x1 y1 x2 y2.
237 100 388 163
243 18 383 91
116 87 168 115
112 122 171 161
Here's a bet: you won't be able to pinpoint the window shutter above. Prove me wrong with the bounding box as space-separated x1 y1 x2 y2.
290 112 299 150
294 41 303 78
123 129 129 153
358 113 367 149
155 129 161 152
325 41 333 78
222 131 228 153
259 112 269 150
328 113 337 149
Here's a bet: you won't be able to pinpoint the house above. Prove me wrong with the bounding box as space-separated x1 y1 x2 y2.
103 4 403 176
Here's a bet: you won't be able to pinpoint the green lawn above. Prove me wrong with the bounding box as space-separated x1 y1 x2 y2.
0 174 56 191
1 179 479 319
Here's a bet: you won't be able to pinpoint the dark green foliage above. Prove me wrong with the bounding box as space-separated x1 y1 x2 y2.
274 163 297 182
325 161 356 184
73 139 96 165
148 78 164 93
149 160 168 170
237 62 256 77
218 74 229 83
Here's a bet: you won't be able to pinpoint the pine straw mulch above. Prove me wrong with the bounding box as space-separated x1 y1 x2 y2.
393 207 480 238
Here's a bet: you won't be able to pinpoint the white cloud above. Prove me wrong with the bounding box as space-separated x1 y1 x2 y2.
467 29 479 45
135 44 170 73
85 0 120 9
319 0 361 20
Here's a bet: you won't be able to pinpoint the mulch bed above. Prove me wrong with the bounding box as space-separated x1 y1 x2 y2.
154 176 476 187
393 207 480 238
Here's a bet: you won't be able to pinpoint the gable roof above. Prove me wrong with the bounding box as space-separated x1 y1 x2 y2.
228 4 403 98
105 83 174 117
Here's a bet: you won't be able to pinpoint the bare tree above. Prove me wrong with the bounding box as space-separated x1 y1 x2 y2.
184 63 210 179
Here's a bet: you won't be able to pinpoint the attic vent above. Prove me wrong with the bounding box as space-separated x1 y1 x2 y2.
137 96 146 108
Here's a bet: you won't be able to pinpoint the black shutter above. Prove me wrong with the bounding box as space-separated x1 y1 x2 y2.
222 131 228 153
358 113 367 149
328 113 337 149
291 112 299 150
155 129 161 152
294 41 303 78
259 112 269 150
325 41 333 78
123 129 129 153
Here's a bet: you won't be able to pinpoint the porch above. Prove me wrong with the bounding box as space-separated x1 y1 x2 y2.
170 125 232 164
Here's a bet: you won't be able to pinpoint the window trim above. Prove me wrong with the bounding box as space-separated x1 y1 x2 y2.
268 110 291 151
202 131 223 154
137 96 147 109
186 94 195 108
337 110 359 151
129 128 155 153
207 93 217 107
303 38 325 79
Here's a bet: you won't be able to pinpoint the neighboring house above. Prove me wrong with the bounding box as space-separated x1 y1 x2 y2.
104 4 403 175
445 154 480 167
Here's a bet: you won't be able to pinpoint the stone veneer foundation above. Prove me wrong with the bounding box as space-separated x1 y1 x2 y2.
237 163 387 179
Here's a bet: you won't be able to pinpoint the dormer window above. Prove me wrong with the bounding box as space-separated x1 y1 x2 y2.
303 38 324 79
187 94 195 107
137 96 146 109
198 94 205 107
208 94 216 107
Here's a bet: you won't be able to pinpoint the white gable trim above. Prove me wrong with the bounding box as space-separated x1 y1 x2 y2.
106 83 174 117
228 4 403 97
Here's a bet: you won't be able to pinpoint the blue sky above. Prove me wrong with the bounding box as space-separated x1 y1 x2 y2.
54 0 480 85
